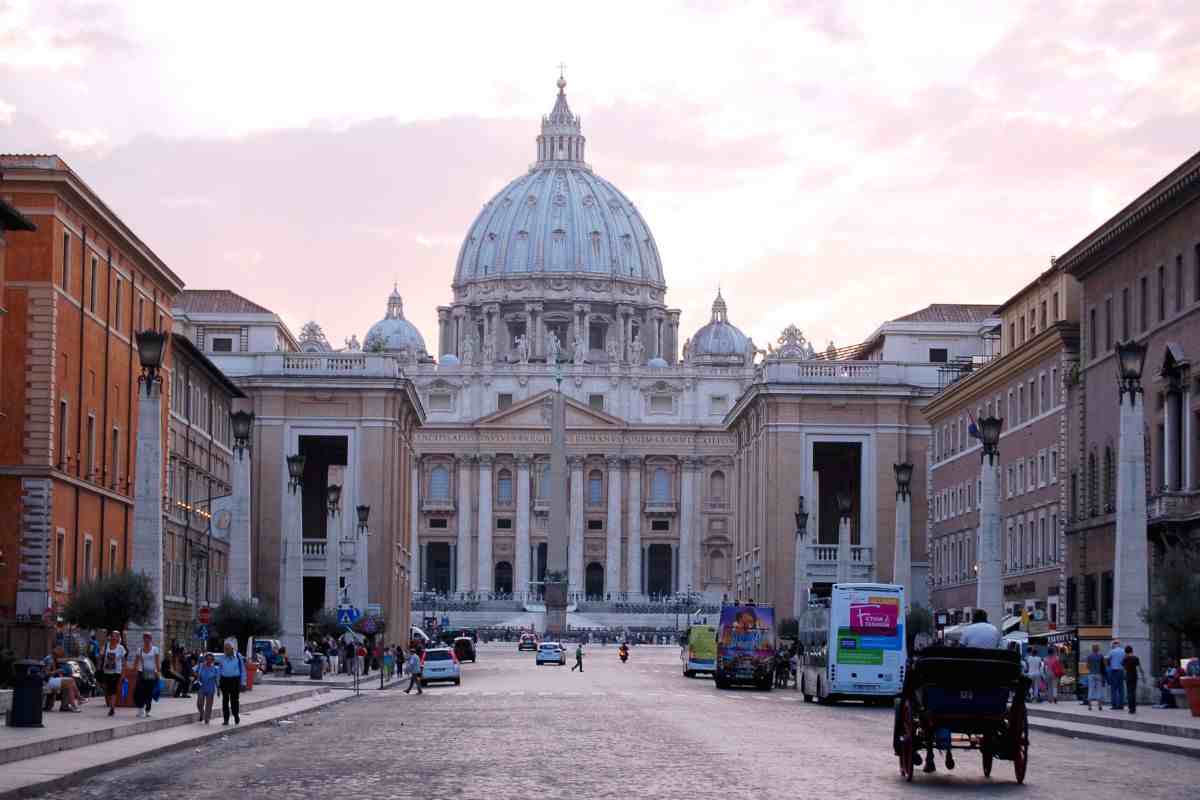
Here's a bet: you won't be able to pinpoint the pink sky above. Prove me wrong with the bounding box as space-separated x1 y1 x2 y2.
3 1 1198 352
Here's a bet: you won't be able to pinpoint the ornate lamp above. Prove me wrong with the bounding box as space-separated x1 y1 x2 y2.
893 463 914 500
794 495 809 538
286 454 306 494
230 411 254 459
835 490 853 520
978 416 1003 462
356 504 371 537
1116 339 1148 402
326 483 343 517
135 330 167 394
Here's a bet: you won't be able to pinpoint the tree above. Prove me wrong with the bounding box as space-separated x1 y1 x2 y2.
310 608 343 640
906 604 935 650
1142 546 1200 657
63 571 155 634
212 595 280 655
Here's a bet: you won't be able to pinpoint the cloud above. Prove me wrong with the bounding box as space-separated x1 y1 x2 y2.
0 98 14 124
54 127 110 153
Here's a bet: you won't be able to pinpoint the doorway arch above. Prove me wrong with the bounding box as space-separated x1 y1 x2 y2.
494 561 513 595
585 562 604 599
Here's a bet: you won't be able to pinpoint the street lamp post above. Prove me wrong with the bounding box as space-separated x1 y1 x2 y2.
1114 339 1151 671
793 496 810 615
228 410 254 600
893 463 914 610
282 453 306 657
131 329 167 643
835 489 853 584
976 416 1004 627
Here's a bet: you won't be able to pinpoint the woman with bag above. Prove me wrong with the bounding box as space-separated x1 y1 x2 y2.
133 632 161 719
1045 647 1065 704
217 638 246 726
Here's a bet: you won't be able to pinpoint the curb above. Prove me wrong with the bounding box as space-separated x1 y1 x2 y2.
0 690 364 800
1026 705 1200 740
1027 719 1200 759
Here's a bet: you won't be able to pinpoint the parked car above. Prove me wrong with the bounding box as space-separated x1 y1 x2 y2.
536 642 566 666
518 634 538 652
419 647 461 686
453 637 477 664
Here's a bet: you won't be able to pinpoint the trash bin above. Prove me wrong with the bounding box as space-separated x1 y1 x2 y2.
309 654 324 681
244 661 257 691
6 659 45 728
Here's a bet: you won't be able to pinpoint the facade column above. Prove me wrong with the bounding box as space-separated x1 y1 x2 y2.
456 456 473 595
977 448 1004 627
568 456 585 597
437 307 451 358
1184 387 1193 489
130 387 165 644
626 457 643 598
1165 390 1177 489
227 448 252 600
477 454 494 593
410 460 421 595
605 456 623 597
646 311 660 360
667 310 681 363
679 457 699 596
451 307 467 357
515 455 532 599
1115 385 1151 670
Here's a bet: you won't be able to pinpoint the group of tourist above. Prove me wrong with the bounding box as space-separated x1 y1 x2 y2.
1084 639 1148 713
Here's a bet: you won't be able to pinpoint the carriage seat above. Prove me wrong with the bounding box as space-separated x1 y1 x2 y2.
908 646 1023 717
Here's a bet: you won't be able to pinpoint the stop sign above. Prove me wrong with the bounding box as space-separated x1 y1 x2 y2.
198 607 211 625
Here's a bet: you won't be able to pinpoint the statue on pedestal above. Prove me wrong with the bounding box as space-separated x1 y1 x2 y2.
515 334 530 364
573 333 587 365
682 337 692 363
546 332 561 365
461 333 475 366
482 338 495 364
629 335 645 365
605 338 619 363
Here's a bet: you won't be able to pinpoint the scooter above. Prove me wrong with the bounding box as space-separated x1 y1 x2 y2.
618 646 629 663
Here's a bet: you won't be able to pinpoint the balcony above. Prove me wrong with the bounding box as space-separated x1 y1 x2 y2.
761 360 944 390
302 539 327 560
420 497 456 513
212 352 404 379
643 499 678 516
704 496 730 512
800 543 874 582
1147 490 1200 523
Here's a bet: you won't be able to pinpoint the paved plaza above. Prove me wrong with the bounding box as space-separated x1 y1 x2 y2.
24 645 1199 800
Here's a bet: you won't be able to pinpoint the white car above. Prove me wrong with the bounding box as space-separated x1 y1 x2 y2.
419 647 461 686
536 642 566 666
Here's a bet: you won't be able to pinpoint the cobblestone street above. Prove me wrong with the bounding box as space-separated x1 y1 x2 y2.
30 645 1196 800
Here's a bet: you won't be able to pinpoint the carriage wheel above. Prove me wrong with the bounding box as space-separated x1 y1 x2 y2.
898 699 916 782
1010 701 1029 784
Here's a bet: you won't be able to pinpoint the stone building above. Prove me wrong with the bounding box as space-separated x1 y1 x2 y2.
924 264 1080 628
1061 148 1200 670
0 156 182 655
161 333 244 647
174 291 425 654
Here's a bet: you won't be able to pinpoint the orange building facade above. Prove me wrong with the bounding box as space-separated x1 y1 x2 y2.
0 156 183 655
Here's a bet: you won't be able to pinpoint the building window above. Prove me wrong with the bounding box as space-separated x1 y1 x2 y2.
1101 570 1114 625
85 414 96 478
114 278 122 329
497 469 513 505
1177 253 1184 312
1140 275 1148 332
928 348 948 363
650 394 673 414
61 232 71 292
1103 446 1115 511
1104 296 1112 351
109 541 118 575
137 296 145 330
55 529 66 587
429 518 448 529
709 395 728 414
498 393 513 411
651 468 671 502
428 393 451 411
211 337 233 352
710 470 726 500
1019 314 1026 344
88 256 98 312
110 427 120 486
650 519 670 532
1088 307 1097 359
588 394 605 411
1121 287 1130 340
57 399 69 468
496 518 513 530
1195 244 1200 303
1158 264 1166 321
1008 322 1016 352
83 536 93 583
587 519 603 531
430 465 450 500
588 469 604 505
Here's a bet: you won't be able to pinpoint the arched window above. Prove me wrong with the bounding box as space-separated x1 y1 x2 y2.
588 469 604 505
1102 446 1115 511
652 467 671 502
709 470 726 500
430 465 450 500
497 469 513 505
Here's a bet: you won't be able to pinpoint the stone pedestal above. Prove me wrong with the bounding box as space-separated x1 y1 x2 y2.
793 532 809 616
130 388 164 643
893 493 912 609
1114 392 1151 669
226 452 252 600
976 454 1003 627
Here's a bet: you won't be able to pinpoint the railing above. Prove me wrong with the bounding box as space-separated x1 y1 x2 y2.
1147 490 1200 521
643 499 679 515
302 539 327 559
806 544 874 565
761 360 943 389
420 497 456 512
212 352 403 378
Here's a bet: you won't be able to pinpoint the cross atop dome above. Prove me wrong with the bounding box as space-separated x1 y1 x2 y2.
538 71 586 166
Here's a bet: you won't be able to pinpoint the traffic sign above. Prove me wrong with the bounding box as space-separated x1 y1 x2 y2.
195 624 209 641
363 618 376 634
337 607 361 626
198 607 211 625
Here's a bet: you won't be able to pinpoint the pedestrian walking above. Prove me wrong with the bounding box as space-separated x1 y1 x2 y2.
1122 645 1146 714
196 653 219 724
1106 640 1126 710
1086 643 1106 711
217 638 247 726
99 629 126 718
1044 646 1064 703
571 643 584 672
1024 647 1044 702
404 650 423 694
133 632 161 718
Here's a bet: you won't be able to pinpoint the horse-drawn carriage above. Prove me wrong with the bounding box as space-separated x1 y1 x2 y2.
895 645 1030 783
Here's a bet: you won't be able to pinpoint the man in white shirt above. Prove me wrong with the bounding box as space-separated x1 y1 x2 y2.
1024 647 1045 702
959 609 1003 649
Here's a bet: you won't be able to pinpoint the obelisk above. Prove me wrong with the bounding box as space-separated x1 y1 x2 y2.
544 362 569 637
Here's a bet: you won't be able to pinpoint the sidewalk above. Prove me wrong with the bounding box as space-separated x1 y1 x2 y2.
1026 697 1200 757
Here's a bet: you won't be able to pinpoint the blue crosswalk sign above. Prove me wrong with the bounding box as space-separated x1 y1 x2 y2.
195 624 209 641
337 607 360 626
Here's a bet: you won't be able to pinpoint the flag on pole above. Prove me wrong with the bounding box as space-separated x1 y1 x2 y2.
967 409 981 440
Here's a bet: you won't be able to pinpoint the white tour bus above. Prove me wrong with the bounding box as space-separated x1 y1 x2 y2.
797 582 906 705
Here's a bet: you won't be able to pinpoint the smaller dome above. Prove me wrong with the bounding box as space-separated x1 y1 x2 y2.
646 356 669 369
439 354 461 367
687 289 750 364
364 286 428 355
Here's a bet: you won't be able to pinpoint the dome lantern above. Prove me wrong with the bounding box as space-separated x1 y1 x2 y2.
537 70 586 165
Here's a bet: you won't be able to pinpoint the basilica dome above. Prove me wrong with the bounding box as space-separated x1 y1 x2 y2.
453 77 665 289
364 287 428 355
688 290 750 364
